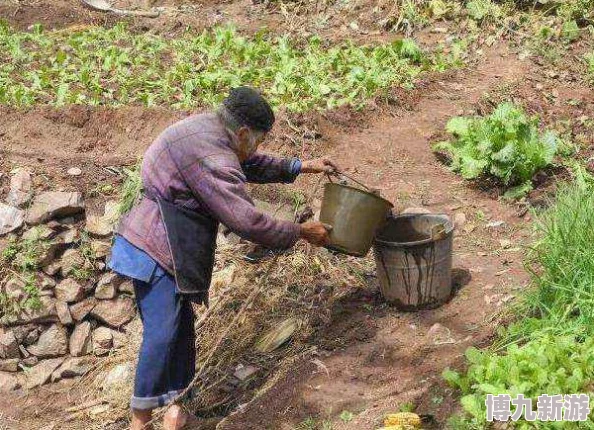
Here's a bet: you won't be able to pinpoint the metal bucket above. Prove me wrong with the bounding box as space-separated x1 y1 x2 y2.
319 182 394 257
373 214 454 310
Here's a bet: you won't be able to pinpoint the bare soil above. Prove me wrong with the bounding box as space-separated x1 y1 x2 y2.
1 2 593 430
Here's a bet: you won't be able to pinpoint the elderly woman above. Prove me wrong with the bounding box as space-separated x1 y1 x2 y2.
108 87 337 430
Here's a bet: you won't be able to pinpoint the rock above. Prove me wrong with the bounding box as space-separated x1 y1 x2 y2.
111 330 127 350
22 225 55 242
10 297 58 325
59 249 85 276
95 273 122 300
95 283 116 300
90 297 135 328
69 297 97 321
12 325 36 344
70 322 92 357
7 169 33 208
52 357 92 382
402 207 432 214
43 261 62 276
86 201 118 237
57 228 79 245
118 280 134 295
37 273 56 291
27 324 68 358
0 371 22 392
55 301 73 326
19 345 30 358
92 327 113 356
37 241 65 267
20 356 38 367
0 331 20 359
102 362 133 391
0 358 19 372
55 278 85 303
23 329 40 346
0 203 24 236
26 192 84 225
232 364 259 382
487 220 506 229
453 212 467 230
426 323 455 344
67 167 82 176
91 241 111 259
3 278 27 302
26 357 65 389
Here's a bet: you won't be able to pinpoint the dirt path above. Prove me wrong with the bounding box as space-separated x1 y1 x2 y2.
216 48 534 429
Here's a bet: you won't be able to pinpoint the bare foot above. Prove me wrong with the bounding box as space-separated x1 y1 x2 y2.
163 405 189 430
131 409 153 430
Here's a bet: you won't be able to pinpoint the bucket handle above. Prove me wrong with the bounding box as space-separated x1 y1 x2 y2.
327 170 373 192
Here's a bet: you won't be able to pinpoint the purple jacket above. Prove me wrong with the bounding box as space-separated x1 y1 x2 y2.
118 113 301 274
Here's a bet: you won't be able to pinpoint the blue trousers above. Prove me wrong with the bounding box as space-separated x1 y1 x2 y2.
131 266 196 410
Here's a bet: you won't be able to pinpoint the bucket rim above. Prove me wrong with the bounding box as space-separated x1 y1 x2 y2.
324 182 394 208
374 213 453 247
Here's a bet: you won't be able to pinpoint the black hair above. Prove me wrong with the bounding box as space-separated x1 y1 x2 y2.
222 87 275 132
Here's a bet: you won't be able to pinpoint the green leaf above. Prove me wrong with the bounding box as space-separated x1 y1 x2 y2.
446 117 472 137
503 182 533 200
562 20 580 42
339 411 354 423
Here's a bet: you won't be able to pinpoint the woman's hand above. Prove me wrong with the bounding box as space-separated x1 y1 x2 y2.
299 221 332 246
301 158 340 174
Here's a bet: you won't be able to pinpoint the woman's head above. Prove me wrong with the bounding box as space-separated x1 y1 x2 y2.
219 87 275 161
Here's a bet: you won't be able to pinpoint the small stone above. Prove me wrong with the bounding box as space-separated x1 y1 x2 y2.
401 207 432 215
426 323 454 344
43 261 62 276
0 372 22 392
7 169 33 208
118 280 134 295
95 273 122 300
55 301 73 326
102 363 133 391
12 325 35 343
51 357 91 382
92 327 113 356
26 357 65 389
486 220 506 229
69 297 97 321
0 203 24 236
0 331 20 359
0 358 19 372
67 167 82 176
22 225 55 241
26 192 84 225
91 241 111 259
90 297 135 328
38 273 56 291
95 283 116 300
21 356 38 367
57 228 79 245
12 297 58 325
59 249 85 276
86 201 118 237
23 329 40 346
70 322 93 357
55 278 85 303
3 278 27 302
453 212 467 230
499 239 512 249
27 324 68 358
233 364 259 382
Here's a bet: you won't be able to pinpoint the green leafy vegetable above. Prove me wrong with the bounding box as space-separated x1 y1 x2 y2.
434 102 559 198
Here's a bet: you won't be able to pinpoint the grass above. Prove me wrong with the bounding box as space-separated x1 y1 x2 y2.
444 182 594 428
0 234 49 316
0 22 461 112
116 162 143 217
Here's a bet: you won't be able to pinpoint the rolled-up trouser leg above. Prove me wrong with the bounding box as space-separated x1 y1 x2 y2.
131 266 196 410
